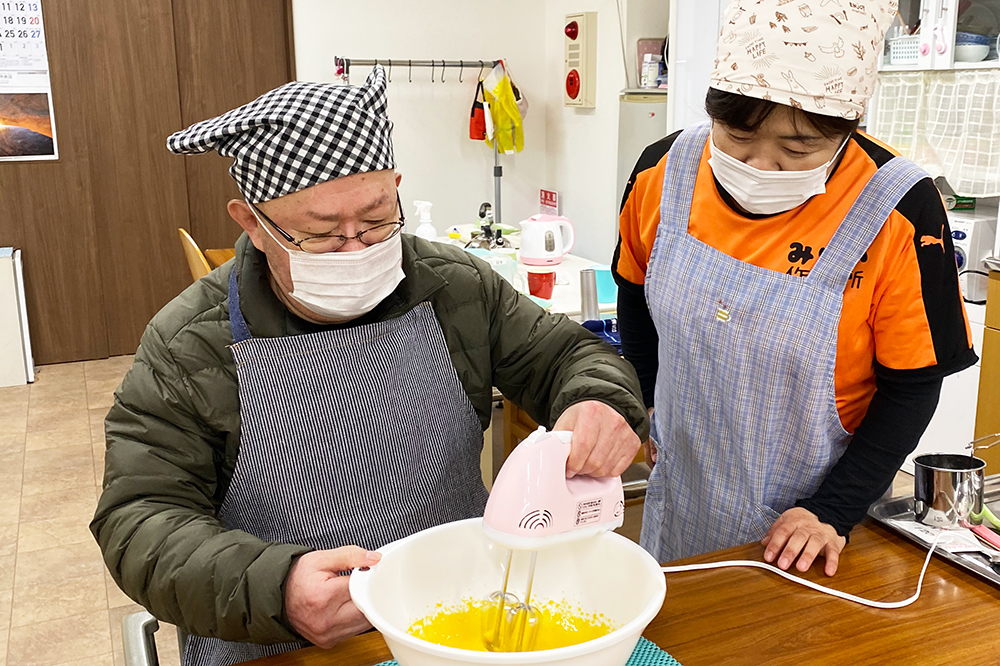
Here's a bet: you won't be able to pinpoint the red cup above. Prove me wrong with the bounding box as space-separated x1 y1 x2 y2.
527 270 555 299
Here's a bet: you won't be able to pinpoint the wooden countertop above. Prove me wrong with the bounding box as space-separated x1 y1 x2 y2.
245 520 1000 666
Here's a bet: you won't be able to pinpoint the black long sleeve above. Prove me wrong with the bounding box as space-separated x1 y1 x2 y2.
796 371 942 537
613 243 658 409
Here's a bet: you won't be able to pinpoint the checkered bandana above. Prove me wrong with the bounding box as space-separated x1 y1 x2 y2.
710 0 898 120
167 66 394 203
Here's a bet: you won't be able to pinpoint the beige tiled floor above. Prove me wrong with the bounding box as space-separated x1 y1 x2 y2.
0 357 919 666
0 357 180 666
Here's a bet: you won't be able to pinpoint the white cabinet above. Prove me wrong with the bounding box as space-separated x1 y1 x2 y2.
882 0 1000 71
0 248 33 387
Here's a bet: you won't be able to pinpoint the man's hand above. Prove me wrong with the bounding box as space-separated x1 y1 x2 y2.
553 400 640 477
284 546 381 648
761 507 846 576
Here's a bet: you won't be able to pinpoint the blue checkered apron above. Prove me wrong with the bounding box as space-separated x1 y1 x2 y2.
183 271 488 666
640 122 929 563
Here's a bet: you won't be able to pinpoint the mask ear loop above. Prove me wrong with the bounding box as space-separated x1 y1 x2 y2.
824 133 853 181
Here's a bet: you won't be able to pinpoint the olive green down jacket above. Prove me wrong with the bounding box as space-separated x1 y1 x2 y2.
91 233 648 645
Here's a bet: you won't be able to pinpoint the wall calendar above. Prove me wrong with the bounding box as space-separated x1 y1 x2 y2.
0 0 57 160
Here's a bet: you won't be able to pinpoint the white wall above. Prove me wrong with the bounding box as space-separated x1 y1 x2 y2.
544 0 630 263
292 0 549 234
666 0 726 132
624 0 669 90
293 0 666 264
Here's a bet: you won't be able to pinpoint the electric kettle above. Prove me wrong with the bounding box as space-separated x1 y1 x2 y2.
519 215 575 266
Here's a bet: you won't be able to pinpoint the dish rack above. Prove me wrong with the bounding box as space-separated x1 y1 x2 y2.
889 35 920 65
868 474 1000 589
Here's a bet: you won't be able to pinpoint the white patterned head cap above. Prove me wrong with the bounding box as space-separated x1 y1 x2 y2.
167 66 394 203
710 0 899 120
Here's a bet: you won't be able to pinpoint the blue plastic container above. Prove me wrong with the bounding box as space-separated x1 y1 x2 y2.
589 264 618 304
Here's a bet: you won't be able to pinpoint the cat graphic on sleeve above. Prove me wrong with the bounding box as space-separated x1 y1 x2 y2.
919 224 945 251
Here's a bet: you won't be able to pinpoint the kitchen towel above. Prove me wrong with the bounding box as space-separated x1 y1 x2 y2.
581 317 622 355
372 637 683 666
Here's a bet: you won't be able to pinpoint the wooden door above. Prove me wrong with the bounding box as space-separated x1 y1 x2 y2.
172 0 295 250
86 0 192 358
0 0 109 363
975 271 1000 470
0 0 294 364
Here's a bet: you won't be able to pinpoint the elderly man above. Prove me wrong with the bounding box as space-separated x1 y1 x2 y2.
91 66 647 666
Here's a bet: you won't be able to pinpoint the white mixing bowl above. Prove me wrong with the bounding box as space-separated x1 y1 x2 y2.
349 518 666 666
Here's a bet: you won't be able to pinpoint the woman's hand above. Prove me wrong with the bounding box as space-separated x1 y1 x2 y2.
643 406 657 466
761 507 846 576
284 546 381 648
642 438 657 467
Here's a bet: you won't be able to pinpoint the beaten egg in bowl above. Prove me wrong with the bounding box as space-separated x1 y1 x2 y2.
407 598 616 652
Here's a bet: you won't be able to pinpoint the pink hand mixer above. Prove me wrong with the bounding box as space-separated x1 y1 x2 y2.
480 427 625 651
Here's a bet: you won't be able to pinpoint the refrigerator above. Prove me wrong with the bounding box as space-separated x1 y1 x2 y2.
617 90 670 209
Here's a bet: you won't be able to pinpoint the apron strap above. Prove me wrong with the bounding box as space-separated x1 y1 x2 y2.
228 267 253 343
658 121 711 234
808 156 930 290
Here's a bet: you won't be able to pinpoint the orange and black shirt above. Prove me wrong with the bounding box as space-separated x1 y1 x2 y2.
613 130 977 535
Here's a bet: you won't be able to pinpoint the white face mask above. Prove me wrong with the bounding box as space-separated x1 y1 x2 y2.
708 133 850 215
252 206 406 320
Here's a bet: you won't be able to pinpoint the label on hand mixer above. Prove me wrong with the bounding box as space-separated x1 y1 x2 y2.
575 499 603 526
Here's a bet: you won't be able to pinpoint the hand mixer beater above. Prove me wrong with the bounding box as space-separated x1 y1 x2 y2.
480 427 626 652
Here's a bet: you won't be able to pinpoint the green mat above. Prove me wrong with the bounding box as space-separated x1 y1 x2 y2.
373 637 682 665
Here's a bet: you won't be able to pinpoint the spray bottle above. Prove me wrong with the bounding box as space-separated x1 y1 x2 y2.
413 201 436 241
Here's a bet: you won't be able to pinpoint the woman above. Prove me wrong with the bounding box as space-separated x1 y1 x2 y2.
614 0 976 576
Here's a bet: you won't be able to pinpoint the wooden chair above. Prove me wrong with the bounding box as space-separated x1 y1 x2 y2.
178 227 212 281
203 248 236 268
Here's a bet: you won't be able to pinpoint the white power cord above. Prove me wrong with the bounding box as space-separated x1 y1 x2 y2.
660 531 945 609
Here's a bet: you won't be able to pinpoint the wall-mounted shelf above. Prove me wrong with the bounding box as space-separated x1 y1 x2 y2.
880 61 1000 73
954 60 1000 70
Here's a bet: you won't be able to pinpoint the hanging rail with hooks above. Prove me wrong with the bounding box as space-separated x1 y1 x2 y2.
334 57 501 84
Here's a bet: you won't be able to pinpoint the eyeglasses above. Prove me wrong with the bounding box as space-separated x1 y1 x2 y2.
249 193 406 254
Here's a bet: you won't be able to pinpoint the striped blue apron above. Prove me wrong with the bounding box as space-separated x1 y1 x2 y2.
640 122 929 563
183 269 488 666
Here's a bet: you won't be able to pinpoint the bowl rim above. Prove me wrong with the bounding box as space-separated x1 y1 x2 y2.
349 517 667 664
955 31 991 44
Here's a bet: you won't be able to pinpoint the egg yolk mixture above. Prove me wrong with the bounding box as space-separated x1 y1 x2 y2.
406 598 615 652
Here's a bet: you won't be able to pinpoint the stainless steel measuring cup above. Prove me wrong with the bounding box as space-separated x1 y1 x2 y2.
913 453 986 528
